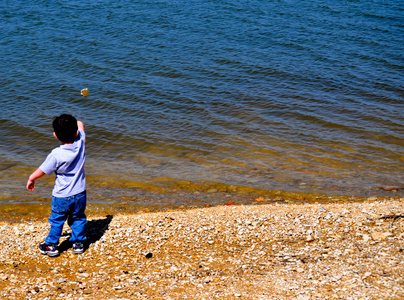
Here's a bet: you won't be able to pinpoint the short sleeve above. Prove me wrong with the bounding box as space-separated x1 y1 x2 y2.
78 129 85 142
39 152 58 175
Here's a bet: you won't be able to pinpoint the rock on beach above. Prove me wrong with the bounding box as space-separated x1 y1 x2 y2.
0 198 403 299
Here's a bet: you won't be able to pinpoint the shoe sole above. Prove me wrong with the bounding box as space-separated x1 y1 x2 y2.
39 250 59 257
73 249 84 254
47 251 59 257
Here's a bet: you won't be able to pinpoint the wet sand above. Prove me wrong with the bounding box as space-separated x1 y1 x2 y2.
1 197 403 299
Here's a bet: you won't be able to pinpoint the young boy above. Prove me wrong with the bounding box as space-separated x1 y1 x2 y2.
26 114 87 257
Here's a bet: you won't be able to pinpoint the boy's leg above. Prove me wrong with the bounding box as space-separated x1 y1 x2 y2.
45 196 69 245
68 190 87 243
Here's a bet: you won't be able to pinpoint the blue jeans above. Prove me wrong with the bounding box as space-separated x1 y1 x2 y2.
45 190 87 245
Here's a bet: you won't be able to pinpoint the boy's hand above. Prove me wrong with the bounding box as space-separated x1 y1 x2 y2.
26 168 46 191
26 179 36 191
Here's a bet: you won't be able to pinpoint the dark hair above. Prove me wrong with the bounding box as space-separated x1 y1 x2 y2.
52 114 78 143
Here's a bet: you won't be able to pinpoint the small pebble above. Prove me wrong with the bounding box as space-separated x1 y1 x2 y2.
80 88 89 97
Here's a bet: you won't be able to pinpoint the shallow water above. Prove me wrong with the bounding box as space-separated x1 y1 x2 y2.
1 0 403 205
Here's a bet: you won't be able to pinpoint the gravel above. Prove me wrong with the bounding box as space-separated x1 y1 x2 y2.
1 198 403 299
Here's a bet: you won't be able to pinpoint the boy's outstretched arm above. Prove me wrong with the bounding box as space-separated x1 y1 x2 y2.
77 121 85 133
26 168 46 191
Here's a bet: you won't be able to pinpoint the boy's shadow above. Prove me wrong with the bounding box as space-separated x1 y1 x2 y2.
58 215 113 254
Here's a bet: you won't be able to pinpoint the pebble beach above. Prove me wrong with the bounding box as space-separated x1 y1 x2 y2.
1 198 403 300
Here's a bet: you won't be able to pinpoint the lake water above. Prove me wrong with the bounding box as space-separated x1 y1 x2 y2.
1 0 403 207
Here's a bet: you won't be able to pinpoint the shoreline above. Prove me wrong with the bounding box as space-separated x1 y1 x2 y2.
3 168 403 208
2 185 403 223
1 197 404 299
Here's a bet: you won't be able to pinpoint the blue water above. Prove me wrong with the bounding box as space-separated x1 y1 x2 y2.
1 0 403 204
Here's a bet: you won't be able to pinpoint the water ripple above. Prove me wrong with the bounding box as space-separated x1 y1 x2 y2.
0 0 403 198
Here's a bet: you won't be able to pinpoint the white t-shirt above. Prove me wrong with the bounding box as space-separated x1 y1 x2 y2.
40 129 86 197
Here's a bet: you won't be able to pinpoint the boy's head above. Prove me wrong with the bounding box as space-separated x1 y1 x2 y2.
52 114 78 144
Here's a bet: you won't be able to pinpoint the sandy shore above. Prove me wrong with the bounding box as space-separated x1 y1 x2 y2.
1 198 403 299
